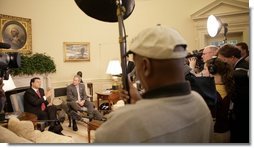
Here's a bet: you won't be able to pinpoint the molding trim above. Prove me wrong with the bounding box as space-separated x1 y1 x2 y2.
191 0 249 20
190 0 249 49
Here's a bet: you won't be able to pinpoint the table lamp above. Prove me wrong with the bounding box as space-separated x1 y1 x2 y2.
106 60 122 90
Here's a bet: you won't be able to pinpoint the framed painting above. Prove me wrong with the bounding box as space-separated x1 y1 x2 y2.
0 14 32 54
63 42 90 62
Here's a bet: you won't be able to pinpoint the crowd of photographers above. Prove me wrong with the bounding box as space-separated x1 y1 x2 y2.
185 42 249 143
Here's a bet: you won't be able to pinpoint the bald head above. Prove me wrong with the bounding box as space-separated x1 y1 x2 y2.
202 45 219 62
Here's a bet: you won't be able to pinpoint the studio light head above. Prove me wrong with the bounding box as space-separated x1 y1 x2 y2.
0 42 21 80
74 0 135 22
207 15 228 43
74 0 135 90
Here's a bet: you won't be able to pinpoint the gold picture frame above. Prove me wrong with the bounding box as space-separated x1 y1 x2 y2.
63 42 90 62
0 14 32 54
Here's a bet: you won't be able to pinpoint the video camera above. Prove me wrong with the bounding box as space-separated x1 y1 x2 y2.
0 42 21 80
186 49 204 72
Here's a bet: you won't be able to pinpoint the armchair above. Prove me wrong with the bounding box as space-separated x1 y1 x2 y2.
53 82 94 128
9 91 49 131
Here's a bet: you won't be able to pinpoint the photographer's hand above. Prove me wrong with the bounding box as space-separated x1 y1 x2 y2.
119 74 142 104
127 74 142 104
188 57 197 70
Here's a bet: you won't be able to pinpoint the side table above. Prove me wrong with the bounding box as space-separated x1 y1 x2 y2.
96 91 121 114
96 91 111 111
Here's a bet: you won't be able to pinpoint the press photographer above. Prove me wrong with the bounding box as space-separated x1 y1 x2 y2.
0 42 21 117
0 42 21 79
186 49 204 74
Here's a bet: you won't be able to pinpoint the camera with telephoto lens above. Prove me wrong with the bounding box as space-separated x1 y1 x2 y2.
186 49 204 72
0 42 21 80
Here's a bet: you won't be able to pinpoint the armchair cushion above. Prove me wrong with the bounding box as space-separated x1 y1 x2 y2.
8 117 37 142
8 117 73 143
0 125 32 143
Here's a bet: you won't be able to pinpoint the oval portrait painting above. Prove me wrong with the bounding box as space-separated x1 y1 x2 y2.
2 21 27 50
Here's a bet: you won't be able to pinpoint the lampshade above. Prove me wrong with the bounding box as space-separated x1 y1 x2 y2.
106 60 122 75
207 15 222 37
3 75 16 91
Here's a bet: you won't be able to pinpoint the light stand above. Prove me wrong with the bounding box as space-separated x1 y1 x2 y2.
116 0 128 90
207 15 228 44
222 23 228 43
74 0 135 91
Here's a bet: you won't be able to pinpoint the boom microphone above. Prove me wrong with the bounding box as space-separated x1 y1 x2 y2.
0 42 11 49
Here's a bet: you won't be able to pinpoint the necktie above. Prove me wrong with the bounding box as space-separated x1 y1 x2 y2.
76 85 81 101
36 90 46 111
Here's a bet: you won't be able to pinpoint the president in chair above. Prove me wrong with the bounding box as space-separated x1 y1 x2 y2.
67 75 104 131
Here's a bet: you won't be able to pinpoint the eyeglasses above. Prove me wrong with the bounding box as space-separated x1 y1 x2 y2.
202 52 212 55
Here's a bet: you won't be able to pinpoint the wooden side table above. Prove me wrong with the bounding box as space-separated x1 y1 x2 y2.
87 120 103 143
96 91 111 110
96 91 120 114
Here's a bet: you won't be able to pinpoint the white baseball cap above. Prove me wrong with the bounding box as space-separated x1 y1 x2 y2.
127 25 187 59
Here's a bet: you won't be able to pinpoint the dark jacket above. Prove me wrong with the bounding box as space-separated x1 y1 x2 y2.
230 58 249 142
214 91 230 133
24 88 49 115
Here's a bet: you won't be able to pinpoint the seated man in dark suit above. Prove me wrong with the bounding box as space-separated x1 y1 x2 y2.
24 77 63 135
67 75 104 131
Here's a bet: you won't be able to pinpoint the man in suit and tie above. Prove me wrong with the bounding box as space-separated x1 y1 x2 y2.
217 44 249 143
24 77 63 135
67 75 104 131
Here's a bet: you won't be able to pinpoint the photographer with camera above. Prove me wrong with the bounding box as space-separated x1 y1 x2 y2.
188 45 219 77
0 42 21 117
186 49 204 74
185 45 219 119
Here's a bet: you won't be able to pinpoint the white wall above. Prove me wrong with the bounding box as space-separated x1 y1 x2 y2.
0 0 249 89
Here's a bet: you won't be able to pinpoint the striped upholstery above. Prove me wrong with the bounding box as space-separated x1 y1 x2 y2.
10 91 25 112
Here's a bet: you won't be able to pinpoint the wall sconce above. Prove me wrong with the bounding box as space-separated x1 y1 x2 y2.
207 15 228 43
106 60 122 90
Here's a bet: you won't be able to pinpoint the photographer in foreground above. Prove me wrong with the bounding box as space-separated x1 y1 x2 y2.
95 25 213 143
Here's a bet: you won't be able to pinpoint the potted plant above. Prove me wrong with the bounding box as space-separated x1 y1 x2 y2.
10 53 56 89
11 53 56 76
